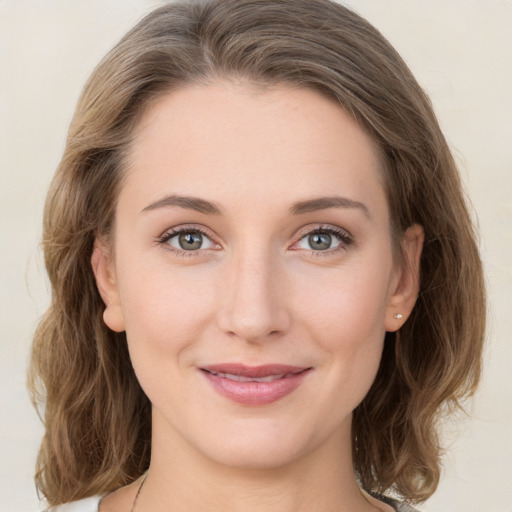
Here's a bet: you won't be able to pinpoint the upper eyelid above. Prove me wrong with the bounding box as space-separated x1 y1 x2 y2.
159 223 350 236
293 224 352 240
160 224 215 239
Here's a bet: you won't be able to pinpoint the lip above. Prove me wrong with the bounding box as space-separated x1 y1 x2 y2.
200 363 312 406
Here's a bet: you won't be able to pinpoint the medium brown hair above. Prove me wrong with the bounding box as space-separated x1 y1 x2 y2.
29 0 486 505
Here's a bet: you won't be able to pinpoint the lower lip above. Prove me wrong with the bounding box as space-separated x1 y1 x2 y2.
202 369 311 406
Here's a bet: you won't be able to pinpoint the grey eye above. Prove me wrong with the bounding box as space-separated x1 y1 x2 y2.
167 230 214 251
178 231 202 250
308 232 332 250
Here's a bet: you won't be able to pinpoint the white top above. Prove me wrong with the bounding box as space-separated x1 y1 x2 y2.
46 496 102 512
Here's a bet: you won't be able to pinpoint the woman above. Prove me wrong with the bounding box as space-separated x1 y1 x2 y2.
29 1 486 511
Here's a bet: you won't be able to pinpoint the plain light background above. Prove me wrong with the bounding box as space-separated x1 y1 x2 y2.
1 1 511 511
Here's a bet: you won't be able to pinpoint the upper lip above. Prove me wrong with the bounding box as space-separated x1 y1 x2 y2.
201 363 310 378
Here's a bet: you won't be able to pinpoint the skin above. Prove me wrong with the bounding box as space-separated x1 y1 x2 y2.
93 81 423 512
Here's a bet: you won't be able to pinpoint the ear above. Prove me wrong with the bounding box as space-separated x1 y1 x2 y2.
91 239 125 332
385 224 424 332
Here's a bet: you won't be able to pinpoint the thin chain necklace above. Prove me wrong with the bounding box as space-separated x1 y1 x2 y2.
130 473 148 512
129 475 388 512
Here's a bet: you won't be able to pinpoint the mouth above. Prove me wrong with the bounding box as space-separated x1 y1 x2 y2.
204 371 296 383
200 364 312 405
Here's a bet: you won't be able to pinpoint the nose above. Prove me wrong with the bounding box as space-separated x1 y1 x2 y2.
217 248 291 343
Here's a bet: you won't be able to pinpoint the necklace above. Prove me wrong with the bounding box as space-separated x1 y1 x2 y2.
129 476 391 512
130 473 148 512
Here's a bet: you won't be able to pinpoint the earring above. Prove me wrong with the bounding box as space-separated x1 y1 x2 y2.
393 313 403 320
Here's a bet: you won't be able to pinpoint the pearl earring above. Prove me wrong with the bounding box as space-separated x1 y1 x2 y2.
393 313 403 320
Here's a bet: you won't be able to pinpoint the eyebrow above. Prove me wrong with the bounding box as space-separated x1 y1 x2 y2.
289 196 370 218
141 194 370 218
141 195 222 215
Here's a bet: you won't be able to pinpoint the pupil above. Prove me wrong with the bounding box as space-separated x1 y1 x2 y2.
179 231 202 250
309 232 331 250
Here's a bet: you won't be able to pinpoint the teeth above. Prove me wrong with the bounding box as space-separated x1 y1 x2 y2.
210 371 288 382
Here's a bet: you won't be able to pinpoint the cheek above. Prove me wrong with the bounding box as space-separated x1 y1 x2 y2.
116 260 216 360
296 259 392 397
298 261 391 341
117 267 219 411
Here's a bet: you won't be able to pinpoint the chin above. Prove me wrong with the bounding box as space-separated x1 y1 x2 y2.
188 415 336 471
207 439 309 471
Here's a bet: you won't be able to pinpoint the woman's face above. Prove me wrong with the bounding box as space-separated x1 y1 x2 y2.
94 82 422 469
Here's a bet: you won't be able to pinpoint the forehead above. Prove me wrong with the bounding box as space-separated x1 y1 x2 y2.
122 81 387 218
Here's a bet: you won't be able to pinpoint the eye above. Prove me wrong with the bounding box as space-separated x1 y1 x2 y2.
294 227 352 252
161 228 216 252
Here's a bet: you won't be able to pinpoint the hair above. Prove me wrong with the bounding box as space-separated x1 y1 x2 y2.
29 0 486 506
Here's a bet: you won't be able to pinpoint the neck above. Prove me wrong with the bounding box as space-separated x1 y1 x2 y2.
136 411 380 512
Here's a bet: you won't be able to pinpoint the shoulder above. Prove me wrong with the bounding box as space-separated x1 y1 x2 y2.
394 502 420 512
391 501 420 512
45 496 103 512
371 493 420 512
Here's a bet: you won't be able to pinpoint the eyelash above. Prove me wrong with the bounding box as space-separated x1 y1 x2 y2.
294 225 353 255
157 225 215 258
156 224 353 257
